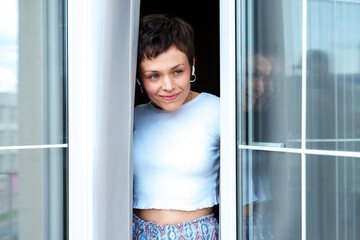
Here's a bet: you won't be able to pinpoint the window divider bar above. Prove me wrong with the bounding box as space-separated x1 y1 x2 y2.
239 144 360 158
0 144 68 151
301 0 308 239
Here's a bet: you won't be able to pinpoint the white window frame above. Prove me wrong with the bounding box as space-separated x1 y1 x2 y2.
219 0 238 239
68 0 96 238
69 0 241 239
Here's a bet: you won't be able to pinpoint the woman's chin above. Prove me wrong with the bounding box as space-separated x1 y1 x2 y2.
162 105 182 112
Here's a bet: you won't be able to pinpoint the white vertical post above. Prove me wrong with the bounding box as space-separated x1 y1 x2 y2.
301 0 307 239
220 0 237 239
68 0 96 239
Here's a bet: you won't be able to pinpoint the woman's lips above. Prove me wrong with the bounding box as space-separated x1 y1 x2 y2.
161 93 180 101
246 94 258 104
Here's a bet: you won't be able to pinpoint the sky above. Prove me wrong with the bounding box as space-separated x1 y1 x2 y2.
0 0 18 93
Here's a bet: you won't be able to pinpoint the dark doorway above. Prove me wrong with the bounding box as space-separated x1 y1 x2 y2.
135 0 220 106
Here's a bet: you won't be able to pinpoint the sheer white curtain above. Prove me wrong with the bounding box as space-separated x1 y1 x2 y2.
69 0 140 239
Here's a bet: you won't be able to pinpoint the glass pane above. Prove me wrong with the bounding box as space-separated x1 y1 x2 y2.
306 1 360 151
238 0 303 149
238 150 301 240
0 0 67 146
236 0 360 239
307 155 360 239
0 148 65 240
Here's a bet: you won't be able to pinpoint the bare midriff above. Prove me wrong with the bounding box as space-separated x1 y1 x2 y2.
133 207 213 225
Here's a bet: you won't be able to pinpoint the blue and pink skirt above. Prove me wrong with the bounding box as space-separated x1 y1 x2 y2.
133 213 219 240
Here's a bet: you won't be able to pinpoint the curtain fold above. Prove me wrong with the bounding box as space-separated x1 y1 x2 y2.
93 0 139 239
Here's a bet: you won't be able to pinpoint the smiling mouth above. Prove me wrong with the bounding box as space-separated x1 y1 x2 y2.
161 93 180 101
246 94 258 104
252 96 258 103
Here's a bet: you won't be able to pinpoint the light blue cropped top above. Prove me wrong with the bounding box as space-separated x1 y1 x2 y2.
133 93 220 211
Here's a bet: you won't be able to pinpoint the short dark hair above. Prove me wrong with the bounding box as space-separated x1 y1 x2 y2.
137 14 195 68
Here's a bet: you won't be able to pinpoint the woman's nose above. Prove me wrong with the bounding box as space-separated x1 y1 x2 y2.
162 76 175 91
254 78 265 95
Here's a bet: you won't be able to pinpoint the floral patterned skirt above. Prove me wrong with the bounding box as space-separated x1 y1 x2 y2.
133 213 219 240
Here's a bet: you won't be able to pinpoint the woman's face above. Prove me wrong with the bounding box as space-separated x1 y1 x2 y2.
139 45 192 112
245 54 272 111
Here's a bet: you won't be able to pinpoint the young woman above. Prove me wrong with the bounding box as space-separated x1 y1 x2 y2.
133 14 220 239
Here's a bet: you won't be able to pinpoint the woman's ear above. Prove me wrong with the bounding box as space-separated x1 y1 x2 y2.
136 78 144 93
192 58 196 75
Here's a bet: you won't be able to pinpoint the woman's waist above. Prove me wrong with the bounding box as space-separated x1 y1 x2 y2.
133 207 213 225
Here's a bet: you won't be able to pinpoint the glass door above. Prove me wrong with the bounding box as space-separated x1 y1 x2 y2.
0 0 67 239
236 0 360 239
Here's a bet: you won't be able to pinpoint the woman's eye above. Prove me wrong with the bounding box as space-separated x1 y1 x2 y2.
174 70 183 75
250 72 261 78
150 74 159 79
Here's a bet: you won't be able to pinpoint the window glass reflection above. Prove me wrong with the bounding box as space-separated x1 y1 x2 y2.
306 1 360 151
239 150 301 240
0 148 65 240
240 0 360 152
240 0 303 149
0 1 18 148
0 0 18 94
0 0 66 146
0 1 67 240
307 155 360 239
237 0 360 239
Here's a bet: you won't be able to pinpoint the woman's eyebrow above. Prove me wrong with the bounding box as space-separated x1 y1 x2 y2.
253 67 268 76
143 64 186 73
171 64 185 69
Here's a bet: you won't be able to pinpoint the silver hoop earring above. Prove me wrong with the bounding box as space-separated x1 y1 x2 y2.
136 78 144 93
190 65 196 83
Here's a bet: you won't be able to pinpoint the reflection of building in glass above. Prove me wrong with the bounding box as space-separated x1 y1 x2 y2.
0 92 18 239
0 93 17 173
0 93 18 146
